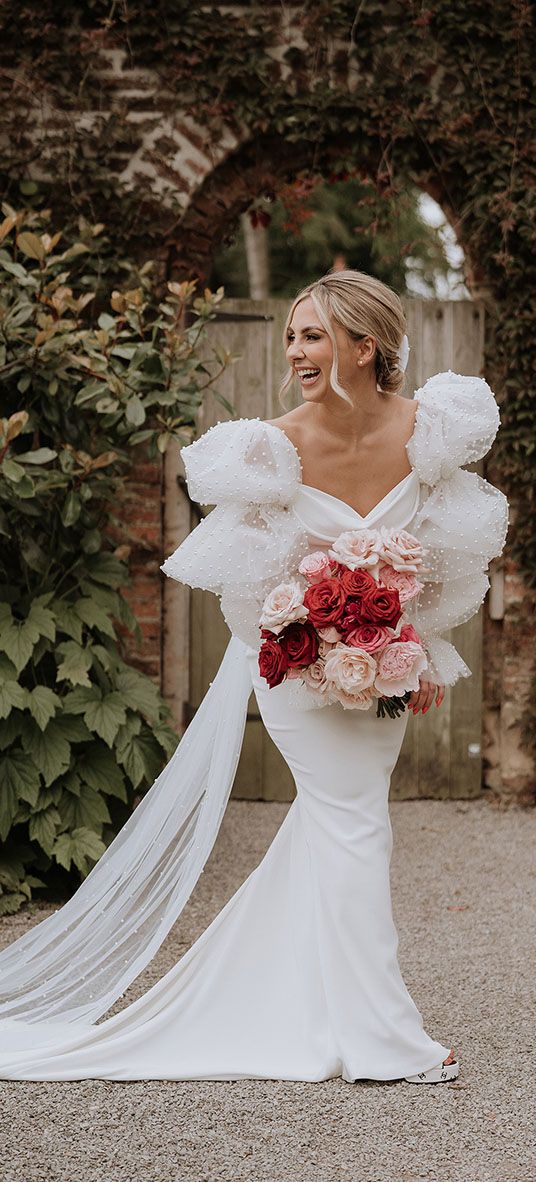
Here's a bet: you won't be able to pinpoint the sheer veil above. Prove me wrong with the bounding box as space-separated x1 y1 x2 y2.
0 635 252 1026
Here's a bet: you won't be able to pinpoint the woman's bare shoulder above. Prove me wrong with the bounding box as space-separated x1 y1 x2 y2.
264 408 306 447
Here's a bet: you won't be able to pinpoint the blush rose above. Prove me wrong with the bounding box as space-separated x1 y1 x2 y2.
374 640 428 696
260 580 308 634
328 528 382 573
298 551 336 583
378 528 424 572
378 563 423 605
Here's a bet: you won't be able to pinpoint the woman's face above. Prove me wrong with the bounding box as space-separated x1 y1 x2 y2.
285 296 375 405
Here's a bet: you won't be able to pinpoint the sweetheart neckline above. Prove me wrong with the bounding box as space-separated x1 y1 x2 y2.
297 470 418 523
265 421 420 523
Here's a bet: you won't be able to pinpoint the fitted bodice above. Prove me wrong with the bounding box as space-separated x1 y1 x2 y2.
292 469 422 550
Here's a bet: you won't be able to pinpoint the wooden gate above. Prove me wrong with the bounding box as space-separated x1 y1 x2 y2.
163 297 486 801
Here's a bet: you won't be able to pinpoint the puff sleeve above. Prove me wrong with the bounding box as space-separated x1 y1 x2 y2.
406 372 509 686
161 418 308 647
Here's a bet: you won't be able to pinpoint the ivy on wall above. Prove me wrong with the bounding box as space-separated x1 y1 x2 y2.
0 0 532 577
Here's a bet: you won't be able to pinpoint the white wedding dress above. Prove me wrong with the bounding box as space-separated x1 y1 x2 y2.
0 373 508 1082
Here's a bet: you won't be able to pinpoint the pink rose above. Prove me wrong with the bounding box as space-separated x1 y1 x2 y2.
260 580 308 634
302 659 332 696
344 623 391 653
328 528 382 574
378 563 423 604
318 636 338 658
330 684 377 711
324 644 377 696
378 528 424 572
317 626 341 644
374 640 428 696
298 550 336 583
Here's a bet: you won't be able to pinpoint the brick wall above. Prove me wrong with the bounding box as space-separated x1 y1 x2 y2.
117 455 164 684
79 45 534 804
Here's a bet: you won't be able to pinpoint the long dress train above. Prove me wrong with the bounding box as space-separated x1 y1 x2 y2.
0 375 508 1081
0 468 452 1080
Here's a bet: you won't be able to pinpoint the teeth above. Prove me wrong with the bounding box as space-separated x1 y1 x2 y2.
296 369 320 377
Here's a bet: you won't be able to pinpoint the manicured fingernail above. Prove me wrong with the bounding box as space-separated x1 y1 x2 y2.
423 707 428 714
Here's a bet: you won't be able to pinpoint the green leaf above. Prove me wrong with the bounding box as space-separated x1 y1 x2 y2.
56 641 92 687
29 806 61 855
116 732 151 788
74 597 116 639
28 602 56 642
97 312 116 331
15 474 35 498
0 652 18 679
0 781 19 841
52 601 84 643
0 678 27 720
27 685 60 731
81 529 101 554
125 395 146 426
0 712 24 750
0 850 26 890
83 693 127 747
0 612 41 673
58 783 111 832
62 686 99 714
2 457 25 482
61 490 81 526
52 714 92 743
22 720 71 787
16 448 57 465
85 553 125 587
0 751 40 833
153 722 178 758
0 892 28 916
115 669 161 720
17 230 46 261
52 827 106 874
78 743 127 800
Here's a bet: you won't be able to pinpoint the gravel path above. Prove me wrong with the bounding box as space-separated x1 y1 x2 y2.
0 798 533 1182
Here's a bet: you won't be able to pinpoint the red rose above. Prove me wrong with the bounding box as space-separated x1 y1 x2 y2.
339 568 377 597
398 623 422 645
359 584 402 628
258 638 289 688
344 623 392 653
303 578 346 628
278 620 319 667
339 600 365 633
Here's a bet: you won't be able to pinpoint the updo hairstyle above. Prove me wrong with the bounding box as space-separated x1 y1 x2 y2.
279 269 407 407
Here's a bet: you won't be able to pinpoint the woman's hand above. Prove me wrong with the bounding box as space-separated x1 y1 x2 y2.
408 677 445 715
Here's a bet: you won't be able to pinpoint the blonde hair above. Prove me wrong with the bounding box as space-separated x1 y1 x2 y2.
279 269 407 407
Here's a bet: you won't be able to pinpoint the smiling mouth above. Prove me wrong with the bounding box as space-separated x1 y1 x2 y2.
296 368 321 385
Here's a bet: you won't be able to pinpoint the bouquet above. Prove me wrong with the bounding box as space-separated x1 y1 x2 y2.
257 526 428 718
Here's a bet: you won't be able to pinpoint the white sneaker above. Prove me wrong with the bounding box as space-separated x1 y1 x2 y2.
404 1049 459 1084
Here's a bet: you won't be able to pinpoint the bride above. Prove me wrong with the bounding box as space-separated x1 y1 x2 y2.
0 270 508 1085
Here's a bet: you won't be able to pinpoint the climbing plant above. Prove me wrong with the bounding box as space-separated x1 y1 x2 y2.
0 205 234 913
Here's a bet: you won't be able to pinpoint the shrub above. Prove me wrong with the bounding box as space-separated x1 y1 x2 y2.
0 205 236 913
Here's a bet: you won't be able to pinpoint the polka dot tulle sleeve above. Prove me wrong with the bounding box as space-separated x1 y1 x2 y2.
405 373 509 686
161 419 308 646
